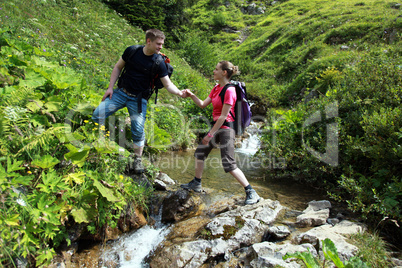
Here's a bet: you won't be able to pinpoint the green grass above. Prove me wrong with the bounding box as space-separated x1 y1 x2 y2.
0 0 401 266
182 0 402 106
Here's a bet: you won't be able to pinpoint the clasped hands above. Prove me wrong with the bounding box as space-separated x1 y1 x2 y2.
179 89 194 98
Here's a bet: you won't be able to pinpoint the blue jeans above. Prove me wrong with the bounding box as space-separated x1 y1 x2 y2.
92 88 148 147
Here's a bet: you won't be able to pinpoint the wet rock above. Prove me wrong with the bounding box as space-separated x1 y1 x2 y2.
156 172 175 185
250 241 317 268
118 205 147 233
150 199 283 267
164 216 211 244
294 220 366 260
296 200 331 227
161 189 203 223
105 225 122 241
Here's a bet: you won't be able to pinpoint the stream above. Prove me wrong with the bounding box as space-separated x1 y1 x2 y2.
70 123 328 267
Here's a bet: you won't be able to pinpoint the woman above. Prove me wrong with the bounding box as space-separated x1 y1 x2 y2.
181 61 261 205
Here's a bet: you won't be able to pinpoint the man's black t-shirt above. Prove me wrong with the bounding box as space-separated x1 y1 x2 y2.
119 45 168 97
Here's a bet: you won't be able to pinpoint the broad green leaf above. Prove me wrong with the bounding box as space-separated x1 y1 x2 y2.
30 114 49 127
26 99 43 112
71 208 90 223
64 171 86 185
93 179 120 202
283 251 320 268
7 157 24 173
19 69 46 88
32 155 60 169
44 101 61 112
64 145 90 167
322 238 344 268
34 47 53 57
71 102 94 116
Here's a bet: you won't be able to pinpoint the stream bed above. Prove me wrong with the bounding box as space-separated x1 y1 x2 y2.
69 124 329 267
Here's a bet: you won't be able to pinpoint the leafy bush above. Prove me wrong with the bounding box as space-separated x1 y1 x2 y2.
259 52 402 224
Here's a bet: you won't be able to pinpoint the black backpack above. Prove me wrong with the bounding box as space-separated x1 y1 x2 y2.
219 81 252 135
118 45 174 105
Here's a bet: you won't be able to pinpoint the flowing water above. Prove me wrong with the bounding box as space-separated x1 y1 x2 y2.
76 123 327 267
99 208 170 268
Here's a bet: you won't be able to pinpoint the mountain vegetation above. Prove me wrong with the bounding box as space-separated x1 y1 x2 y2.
0 0 401 266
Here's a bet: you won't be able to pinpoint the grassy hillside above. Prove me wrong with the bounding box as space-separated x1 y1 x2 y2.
0 0 211 266
177 0 402 106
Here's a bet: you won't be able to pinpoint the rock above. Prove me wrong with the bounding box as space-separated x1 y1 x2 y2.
118 206 147 233
294 220 366 260
250 241 317 268
307 200 332 210
156 172 175 185
153 179 167 191
241 3 265 15
164 216 211 244
220 199 283 225
161 189 203 223
296 200 331 227
267 225 291 240
150 199 283 267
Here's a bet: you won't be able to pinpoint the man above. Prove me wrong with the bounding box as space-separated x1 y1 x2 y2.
92 29 188 174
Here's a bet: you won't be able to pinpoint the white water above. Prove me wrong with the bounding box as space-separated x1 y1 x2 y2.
235 122 262 156
100 216 170 267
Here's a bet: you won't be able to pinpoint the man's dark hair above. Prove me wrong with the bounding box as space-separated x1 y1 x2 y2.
145 29 165 42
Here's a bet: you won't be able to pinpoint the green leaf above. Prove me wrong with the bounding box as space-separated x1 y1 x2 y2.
283 251 320 268
71 101 94 116
26 99 44 112
71 208 91 223
44 96 63 112
93 179 120 202
322 238 344 267
30 114 49 127
5 214 20 226
34 47 53 57
64 145 90 167
19 69 46 88
64 171 86 185
7 157 24 173
32 155 60 169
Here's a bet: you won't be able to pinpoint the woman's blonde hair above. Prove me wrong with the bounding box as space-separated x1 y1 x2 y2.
219 61 240 79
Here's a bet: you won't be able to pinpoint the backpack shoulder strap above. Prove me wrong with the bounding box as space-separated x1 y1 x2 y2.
118 45 142 87
219 83 236 120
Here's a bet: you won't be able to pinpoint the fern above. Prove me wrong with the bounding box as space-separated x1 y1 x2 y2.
15 125 67 157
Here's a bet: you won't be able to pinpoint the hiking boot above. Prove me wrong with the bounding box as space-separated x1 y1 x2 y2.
127 155 144 174
180 179 202 192
245 189 260 205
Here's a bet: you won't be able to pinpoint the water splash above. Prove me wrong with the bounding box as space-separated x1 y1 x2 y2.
100 209 170 267
235 122 261 156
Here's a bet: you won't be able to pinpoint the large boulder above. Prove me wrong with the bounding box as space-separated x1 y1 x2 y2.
250 241 317 268
293 220 367 260
161 189 203 223
296 200 331 227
